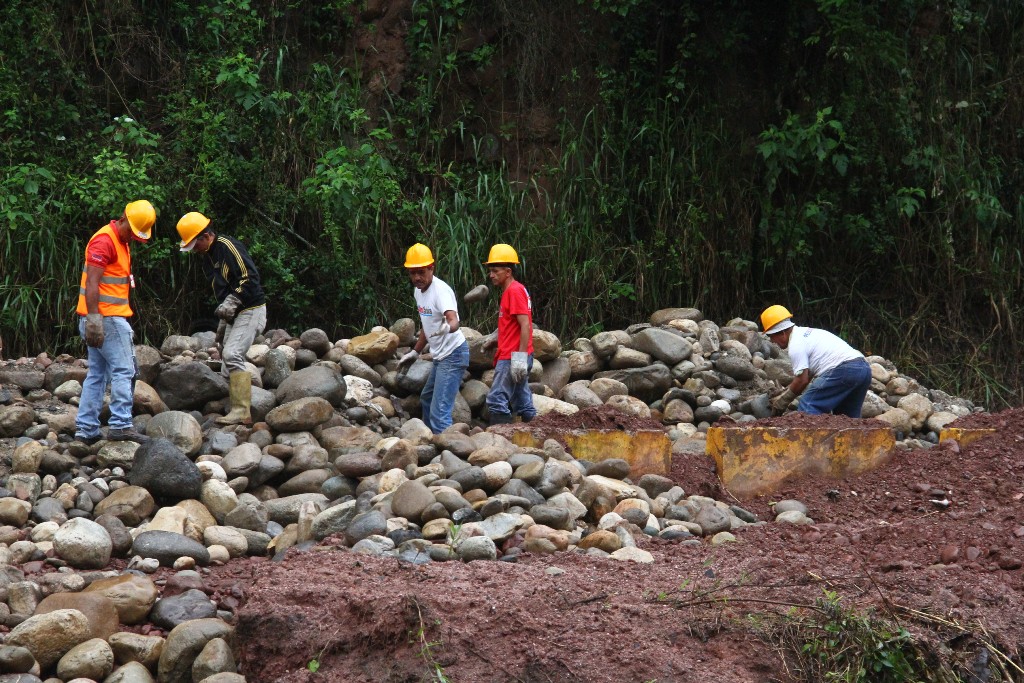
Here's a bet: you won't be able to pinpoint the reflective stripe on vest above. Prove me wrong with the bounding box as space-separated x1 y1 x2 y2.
76 224 134 317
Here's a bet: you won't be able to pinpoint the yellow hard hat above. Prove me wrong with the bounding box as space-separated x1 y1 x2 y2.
176 212 211 252
124 200 156 241
760 305 795 334
483 243 519 265
404 243 434 268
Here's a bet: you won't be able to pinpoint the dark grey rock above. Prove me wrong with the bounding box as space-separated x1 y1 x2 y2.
397 539 434 565
451 508 482 525
449 466 486 492
495 479 545 507
591 364 672 404
395 360 432 393
154 362 229 411
637 474 674 500
247 455 285 489
131 530 210 567
223 502 269 532
529 505 573 531
30 497 67 525
95 514 133 557
729 505 758 523
585 459 631 479
149 588 217 629
128 438 203 501
321 475 358 501
262 349 293 389
694 506 731 536
275 365 347 409
665 505 694 523
715 355 757 381
344 510 388 546
300 328 332 357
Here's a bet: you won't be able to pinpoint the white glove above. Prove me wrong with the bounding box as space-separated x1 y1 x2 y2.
397 350 418 373
510 352 528 383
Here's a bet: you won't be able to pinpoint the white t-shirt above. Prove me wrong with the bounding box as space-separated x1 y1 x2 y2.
786 326 863 377
413 277 466 361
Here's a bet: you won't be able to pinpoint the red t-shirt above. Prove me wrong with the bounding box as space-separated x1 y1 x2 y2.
85 221 119 268
495 280 533 360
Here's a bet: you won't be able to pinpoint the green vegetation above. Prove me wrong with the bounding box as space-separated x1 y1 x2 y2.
1 0 1021 406
777 590 926 682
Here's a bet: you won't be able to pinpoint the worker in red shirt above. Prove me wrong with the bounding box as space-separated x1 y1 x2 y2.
74 200 156 444
482 244 536 425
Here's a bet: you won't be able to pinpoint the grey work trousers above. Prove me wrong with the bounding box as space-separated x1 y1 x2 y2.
222 304 267 375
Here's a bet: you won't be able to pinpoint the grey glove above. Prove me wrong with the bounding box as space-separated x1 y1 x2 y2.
771 388 797 416
510 352 528 383
480 332 497 352
215 294 243 321
397 350 418 374
84 313 105 348
215 320 227 347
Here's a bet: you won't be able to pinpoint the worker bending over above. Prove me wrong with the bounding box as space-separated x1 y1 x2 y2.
761 305 872 418
177 211 266 425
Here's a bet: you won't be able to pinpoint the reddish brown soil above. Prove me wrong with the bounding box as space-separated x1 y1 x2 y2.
505 403 666 432
950 406 1024 431
220 411 1024 682
719 412 889 429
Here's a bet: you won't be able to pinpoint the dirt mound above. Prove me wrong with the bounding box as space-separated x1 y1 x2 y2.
498 404 666 433
229 417 1024 682
950 405 1024 431
717 412 889 429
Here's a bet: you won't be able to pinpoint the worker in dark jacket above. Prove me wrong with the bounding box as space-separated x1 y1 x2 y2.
176 212 266 425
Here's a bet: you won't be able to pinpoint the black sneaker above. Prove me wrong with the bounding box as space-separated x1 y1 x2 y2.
107 427 149 443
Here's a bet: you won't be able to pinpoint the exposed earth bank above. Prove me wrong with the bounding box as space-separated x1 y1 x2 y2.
230 410 1024 682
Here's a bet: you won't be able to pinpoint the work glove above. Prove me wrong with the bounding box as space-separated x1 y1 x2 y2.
397 350 418 374
84 313 105 348
770 388 797 416
510 352 528 384
215 294 243 322
215 320 227 347
480 332 497 352
430 323 451 341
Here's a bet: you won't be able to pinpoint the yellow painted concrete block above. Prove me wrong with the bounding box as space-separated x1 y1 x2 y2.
938 427 996 447
706 425 895 499
508 428 671 477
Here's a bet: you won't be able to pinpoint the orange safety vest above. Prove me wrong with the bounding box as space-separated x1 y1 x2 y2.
76 224 134 317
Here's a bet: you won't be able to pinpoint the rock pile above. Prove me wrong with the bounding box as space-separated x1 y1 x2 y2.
0 307 981 681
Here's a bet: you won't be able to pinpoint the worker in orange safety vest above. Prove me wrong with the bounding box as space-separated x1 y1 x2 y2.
73 200 156 444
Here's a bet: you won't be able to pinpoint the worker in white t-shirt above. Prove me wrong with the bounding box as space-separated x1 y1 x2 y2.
760 305 872 417
396 244 470 433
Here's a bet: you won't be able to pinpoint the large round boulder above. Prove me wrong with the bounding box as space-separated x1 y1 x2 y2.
52 518 112 569
145 411 204 457
154 362 229 411
274 365 347 408
128 438 203 501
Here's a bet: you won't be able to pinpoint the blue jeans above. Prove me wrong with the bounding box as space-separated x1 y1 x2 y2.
76 315 137 436
486 354 536 420
798 358 872 417
421 341 470 434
